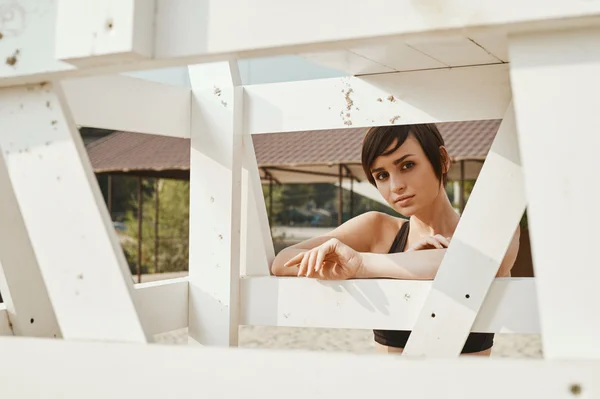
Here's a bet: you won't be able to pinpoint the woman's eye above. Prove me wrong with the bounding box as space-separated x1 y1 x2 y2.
401 162 415 170
376 172 389 181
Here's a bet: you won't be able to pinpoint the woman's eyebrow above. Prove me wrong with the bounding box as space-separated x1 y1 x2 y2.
371 153 414 173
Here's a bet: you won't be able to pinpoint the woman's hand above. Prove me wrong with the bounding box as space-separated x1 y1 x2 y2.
283 238 363 280
406 234 451 252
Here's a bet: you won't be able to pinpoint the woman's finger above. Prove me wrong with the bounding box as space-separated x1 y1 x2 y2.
425 236 443 249
306 250 318 277
314 247 327 273
284 252 305 268
434 234 450 248
297 252 311 277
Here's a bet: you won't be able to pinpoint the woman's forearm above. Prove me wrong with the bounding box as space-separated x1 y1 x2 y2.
356 249 446 280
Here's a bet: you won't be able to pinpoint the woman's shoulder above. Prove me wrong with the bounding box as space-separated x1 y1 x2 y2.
348 212 406 248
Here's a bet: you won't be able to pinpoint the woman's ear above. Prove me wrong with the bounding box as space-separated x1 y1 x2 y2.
439 146 451 174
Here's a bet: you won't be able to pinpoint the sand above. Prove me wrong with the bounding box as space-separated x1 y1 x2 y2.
154 327 542 358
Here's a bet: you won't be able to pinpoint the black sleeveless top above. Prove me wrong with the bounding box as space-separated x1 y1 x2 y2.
372 221 494 353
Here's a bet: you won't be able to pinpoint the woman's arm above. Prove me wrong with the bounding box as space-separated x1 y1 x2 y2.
356 249 446 280
270 211 392 276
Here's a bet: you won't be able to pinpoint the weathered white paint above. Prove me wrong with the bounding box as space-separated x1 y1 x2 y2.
62 74 191 138
133 278 188 336
0 150 61 338
244 64 511 134
403 104 526 357
54 0 155 67
0 83 146 343
509 26 600 359
0 305 14 336
4 336 595 399
240 277 538 333
188 61 242 346
2 1 600 86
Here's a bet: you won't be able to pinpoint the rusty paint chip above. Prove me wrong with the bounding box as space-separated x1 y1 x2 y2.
390 115 401 124
387 95 396 102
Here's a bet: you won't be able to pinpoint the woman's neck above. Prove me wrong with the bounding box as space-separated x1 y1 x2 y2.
410 187 459 237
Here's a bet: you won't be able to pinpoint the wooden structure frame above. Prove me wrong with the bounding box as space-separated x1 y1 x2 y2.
1 0 600 396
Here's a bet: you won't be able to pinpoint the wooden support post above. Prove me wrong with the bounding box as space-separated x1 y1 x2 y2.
338 164 343 225
508 27 600 359
0 83 147 342
403 103 526 357
154 178 160 274
188 61 243 345
269 177 273 228
459 160 466 213
137 177 143 283
107 175 113 217
0 148 61 338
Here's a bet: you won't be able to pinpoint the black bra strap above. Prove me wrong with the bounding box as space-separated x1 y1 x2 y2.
388 221 410 253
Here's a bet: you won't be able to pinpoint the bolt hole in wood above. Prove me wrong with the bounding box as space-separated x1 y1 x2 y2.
570 384 582 396
30 318 34 324
465 294 470 299
431 313 436 318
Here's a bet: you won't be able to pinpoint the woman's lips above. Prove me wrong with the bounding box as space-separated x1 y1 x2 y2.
395 195 414 207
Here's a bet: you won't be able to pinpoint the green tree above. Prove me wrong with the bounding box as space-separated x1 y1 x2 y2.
122 178 189 274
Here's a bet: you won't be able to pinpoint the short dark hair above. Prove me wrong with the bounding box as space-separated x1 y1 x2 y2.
361 123 448 186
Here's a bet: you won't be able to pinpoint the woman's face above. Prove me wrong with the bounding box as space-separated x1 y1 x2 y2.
369 135 445 216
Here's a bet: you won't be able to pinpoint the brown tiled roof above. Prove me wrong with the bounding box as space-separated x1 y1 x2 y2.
86 120 500 175
253 120 501 166
87 131 190 173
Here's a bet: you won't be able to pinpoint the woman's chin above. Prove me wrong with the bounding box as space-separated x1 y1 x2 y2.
393 203 416 216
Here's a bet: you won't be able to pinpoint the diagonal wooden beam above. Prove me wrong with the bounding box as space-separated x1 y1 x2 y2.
403 102 526 357
0 82 147 343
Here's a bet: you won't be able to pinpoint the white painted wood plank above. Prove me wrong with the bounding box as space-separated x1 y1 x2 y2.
244 64 511 134
0 306 13 336
0 150 61 338
403 104 526 357
405 34 502 66
240 134 275 276
349 39 446 72
302 50 394 75
468 32 509 63
133 278 188 336
0 83 147 343
2 1 600 86
508 27 600 359
155 0 600 62
0 337 598 398
62 74 191 138
54 0 155 67
188 61 242 346
241 277 539 333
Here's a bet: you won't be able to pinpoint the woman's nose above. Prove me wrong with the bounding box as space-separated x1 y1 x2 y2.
390 175 405 192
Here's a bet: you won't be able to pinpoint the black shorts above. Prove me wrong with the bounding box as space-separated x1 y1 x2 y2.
373 329 494 354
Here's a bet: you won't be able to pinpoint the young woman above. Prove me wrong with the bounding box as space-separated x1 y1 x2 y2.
270 123 520 356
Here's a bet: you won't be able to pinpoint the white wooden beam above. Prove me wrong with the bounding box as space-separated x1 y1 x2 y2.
3 336 596 399
133 278 188 336
62 74 190 138
508 26 600 360
241 277 538 333
0 150 61 338
0 83 147 343
244 64 511 134
0 305 14 336
403 104 526 357
54 0 155 67
240 135 275 276
188 61 243 346
2 2 600 86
